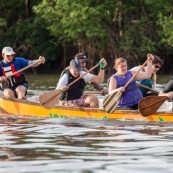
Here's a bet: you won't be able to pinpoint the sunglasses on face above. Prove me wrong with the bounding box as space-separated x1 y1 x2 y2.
154 65 161 69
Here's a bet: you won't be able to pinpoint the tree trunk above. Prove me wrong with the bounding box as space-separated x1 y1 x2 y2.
25 0 30 17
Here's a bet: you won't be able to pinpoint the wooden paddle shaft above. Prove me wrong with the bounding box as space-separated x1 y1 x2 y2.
67 64 99 88
84 91 108 94
136 82 159 94
6 60 40 79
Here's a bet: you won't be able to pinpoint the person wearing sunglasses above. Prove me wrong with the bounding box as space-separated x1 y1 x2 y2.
0 46 45 100
131 55 163 97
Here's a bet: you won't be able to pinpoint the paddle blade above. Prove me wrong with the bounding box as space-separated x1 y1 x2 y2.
138 96 168 117
103 92 122 113
39 89 62 109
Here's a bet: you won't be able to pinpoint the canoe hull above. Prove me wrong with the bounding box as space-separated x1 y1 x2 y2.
0 97 172 123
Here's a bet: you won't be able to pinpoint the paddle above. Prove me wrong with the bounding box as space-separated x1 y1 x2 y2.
136 82 159 94
3 60 40 80
84 91 108 95
39 63 100 109
103 59 149 113
138 96 168 117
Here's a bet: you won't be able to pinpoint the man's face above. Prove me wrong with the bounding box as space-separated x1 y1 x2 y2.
2 54 14 63
70 67 80 77
79 60 87 69
152 63 161 74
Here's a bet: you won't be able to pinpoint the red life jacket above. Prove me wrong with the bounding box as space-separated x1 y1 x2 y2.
0 61 27 90
2 63 21 77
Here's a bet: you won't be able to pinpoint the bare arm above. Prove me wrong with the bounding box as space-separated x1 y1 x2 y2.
159 80 173 99
131 54 154 80
159 91 173 99
90 68 105 83
28 56 45 67
108 76 125 95
90 58 107 83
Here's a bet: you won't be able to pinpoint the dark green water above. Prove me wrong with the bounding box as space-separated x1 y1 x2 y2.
26 74 172 91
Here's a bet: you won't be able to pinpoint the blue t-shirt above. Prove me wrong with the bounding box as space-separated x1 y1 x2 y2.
0 57 29 75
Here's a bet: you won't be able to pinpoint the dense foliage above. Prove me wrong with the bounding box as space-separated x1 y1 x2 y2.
1 0 173 74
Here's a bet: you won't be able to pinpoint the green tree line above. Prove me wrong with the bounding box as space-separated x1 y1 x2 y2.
1 0 173 75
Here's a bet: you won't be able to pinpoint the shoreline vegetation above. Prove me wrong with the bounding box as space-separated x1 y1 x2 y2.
1 1 173 76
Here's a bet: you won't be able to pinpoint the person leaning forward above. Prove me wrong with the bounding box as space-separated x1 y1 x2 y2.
60 53 107 94
0 46 45 100
56 58 107 108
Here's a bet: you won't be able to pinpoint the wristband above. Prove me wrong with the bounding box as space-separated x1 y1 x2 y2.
98 61 105 69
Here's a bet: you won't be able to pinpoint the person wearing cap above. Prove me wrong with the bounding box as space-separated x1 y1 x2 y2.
60 53 107 94
74 53 107 94
0 46 45 99
56 58 107 108
74 53 88 72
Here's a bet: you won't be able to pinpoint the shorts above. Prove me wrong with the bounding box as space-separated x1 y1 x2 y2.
3 83 28 96
62 95 85 106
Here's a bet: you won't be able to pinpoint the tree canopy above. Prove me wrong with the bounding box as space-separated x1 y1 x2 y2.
1 0 173 74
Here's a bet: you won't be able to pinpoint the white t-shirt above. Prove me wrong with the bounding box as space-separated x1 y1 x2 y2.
130 66 159 91
56 71 93 89
130 66 147 72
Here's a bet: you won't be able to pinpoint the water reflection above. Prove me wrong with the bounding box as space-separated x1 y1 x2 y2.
0 116 173 172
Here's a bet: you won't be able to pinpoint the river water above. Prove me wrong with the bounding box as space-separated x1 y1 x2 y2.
0 74 173 173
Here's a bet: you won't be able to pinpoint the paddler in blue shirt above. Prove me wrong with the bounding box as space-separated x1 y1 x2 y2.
0 46 45 100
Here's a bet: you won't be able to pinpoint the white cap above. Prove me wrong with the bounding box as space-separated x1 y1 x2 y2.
2 46 16 55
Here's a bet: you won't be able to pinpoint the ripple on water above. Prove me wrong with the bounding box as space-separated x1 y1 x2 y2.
0 115 173 172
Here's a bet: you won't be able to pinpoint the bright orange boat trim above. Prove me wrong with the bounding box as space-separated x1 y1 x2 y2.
0 97 172 122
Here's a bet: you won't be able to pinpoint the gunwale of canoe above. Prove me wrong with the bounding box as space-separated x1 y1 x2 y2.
0 97 172 123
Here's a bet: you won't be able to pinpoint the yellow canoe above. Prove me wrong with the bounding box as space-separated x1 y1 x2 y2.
0 97 173 123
